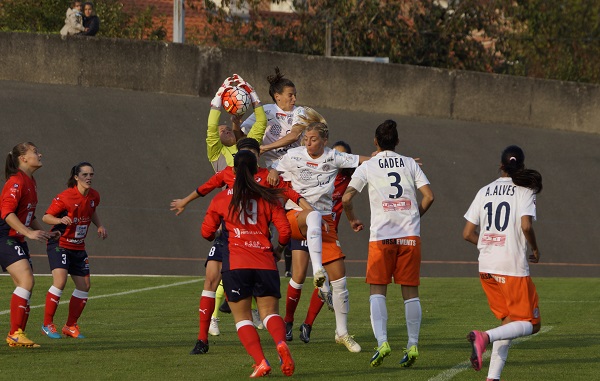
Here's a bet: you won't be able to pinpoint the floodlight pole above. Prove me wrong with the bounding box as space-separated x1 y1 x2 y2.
173 0 185 43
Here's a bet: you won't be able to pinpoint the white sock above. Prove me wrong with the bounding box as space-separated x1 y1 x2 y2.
14 287 31 301
488 339 511 380
404 297 421 348
369 294 387 346
486 321 533 342
305 211 323 274
331 277 349 337
48 285 63 297
72 289 89 299
289 279 303 290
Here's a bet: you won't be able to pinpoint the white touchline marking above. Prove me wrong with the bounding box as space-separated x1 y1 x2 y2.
0 279 201 315
428 325 553 381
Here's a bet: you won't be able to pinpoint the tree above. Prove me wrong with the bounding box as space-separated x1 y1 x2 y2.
499 0 600 83
0 0 166 40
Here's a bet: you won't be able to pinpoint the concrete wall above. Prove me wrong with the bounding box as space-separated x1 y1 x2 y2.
1 31 599 134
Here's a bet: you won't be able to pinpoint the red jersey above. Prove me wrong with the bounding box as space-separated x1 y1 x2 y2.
202 188 291 271
45 187 100 250
0 170 38 241
331 173 351 231
196 166 302 204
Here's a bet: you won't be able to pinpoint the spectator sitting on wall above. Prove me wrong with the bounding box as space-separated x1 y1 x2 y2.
82 2 100 36
60 1 85 37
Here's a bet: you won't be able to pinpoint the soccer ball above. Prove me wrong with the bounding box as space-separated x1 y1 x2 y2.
222 87 251 116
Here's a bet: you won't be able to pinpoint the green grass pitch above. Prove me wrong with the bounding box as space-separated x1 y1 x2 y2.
1 276 598 380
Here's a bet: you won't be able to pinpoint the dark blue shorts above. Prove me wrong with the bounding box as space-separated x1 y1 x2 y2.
289 238 308 252
204 234 229 267
221 269 281 303
0 236 32 272
46 240 90 276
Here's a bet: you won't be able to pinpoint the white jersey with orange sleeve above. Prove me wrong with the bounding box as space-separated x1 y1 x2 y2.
348 151 429 241
274 146 359 214
241 103 298 168
464 177 537 277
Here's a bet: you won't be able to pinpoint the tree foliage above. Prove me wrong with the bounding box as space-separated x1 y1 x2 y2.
1 0 598 84
499 0 600 83
0 0 166 40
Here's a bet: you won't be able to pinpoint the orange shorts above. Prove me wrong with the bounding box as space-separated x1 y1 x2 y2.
366 236 421 286
286 210 344 265
479 273 541 325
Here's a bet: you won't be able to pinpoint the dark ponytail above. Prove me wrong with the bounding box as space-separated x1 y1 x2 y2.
267 67 295 103
501 145 543 194
5 142 35 180
229 151 282 221
68 162 93 187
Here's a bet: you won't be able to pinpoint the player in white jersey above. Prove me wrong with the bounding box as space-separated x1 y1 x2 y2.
462 145 543 381
242 67 306 278
241 67 300 168
270 122 370 352
342 120 434 368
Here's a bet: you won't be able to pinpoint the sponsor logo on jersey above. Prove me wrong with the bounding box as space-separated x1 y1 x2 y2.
382 199 411 211
91 200 95 207
244 241 264 249
382 238 417 246
306 161 318 169
481 232 506 246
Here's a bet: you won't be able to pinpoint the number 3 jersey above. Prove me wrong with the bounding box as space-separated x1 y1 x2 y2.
45 187 100 250
0 170 38 241
349 151 429 241
464 177 536 276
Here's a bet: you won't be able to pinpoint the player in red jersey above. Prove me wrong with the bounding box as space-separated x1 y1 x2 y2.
171 138 312 355
298 141 354 343
0 142 59 348
202 150 295 378
40 162 107 339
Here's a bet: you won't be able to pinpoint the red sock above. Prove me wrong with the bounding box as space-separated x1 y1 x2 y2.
198 295 215 342
237 322 265 365
264 314 286 344
304 288 324 326
284 284 302 323
66 295 87 326
44 292 61 326
22 304 30 331
10 293 28 335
